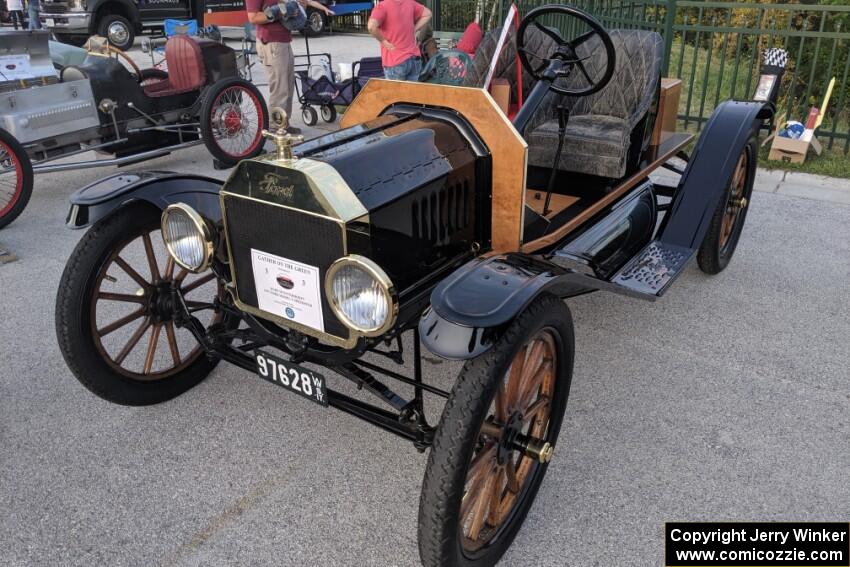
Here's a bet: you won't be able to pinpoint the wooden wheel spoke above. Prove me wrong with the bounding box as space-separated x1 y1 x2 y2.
468 465 497 541
467 444 496 484
164 256 175 280
165 322 181 366
505 351 526 413
141 233 161 283
522 395 551 425
97 307 146 337
523 339 547 383
460 467 488 523
182 272 216 294
98 291 147 304
175 268 190 284
518 360 552 413
505 459 520 493
114 256 151 289
114 318 151 365
487 466 505 526
143 324 162 375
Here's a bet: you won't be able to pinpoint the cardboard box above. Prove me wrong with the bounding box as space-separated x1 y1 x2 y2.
651 78 682 145
768 134 822 164
489 78 511 115
766 113 823 164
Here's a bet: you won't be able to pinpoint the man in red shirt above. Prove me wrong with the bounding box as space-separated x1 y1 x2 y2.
246 0 332 132
368 0 432 81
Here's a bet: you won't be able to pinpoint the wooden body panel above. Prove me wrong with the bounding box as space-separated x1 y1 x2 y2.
341 79 528 253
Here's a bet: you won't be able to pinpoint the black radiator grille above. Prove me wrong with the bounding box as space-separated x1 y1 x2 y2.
222 193 349 341
411 180 471 244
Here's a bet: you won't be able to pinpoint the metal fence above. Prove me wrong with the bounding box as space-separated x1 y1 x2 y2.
430 0 850 153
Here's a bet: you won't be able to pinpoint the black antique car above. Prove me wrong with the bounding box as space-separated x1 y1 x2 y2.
0 30 268 228
55 5 780 566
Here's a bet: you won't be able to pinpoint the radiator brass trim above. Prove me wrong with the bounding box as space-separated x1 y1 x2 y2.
220 184 362 349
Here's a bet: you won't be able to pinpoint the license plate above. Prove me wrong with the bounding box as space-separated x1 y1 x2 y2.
45 18 55 26
254 350 328 407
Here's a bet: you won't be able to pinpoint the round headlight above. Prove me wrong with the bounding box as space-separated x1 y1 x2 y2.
161 204 215 272
326 256 397 336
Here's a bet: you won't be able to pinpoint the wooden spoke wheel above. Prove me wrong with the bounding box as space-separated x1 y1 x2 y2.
90 227 219 381
460 330 556 551
720 149 750 249
697 135 757 275
419 294 575 567
56 203 231 406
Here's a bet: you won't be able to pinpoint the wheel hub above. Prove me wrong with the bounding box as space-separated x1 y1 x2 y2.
496 412 523 464
147 282 177 323
223 108 242 134
108 22 129 44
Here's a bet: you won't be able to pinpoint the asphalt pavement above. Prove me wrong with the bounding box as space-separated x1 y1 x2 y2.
1 33 849 567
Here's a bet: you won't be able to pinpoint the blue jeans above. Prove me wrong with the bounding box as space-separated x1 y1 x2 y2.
384 57 422 81
28 4 42 29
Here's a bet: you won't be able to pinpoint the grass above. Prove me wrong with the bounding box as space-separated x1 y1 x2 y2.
758 144 850 179
669 40 850 178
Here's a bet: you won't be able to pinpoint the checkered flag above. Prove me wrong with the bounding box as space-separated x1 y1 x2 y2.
763 48 789 69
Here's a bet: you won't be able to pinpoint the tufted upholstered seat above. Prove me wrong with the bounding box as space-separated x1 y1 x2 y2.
462 27 558 105
525 29 665 179
143 35 207 98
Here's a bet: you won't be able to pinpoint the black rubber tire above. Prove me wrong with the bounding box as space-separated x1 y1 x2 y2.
98 14 135 51
302 106 318 126
0 128 34 230
54 34 88 47
418 294 575 567
55 203 221 406
138 68 168 86
697 135 758 275
200 77 269 167
302 9 326 36
320 104 337 123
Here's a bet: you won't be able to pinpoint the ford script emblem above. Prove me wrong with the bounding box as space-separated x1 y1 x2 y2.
285 307 295 318
276 275 295 289
259 173 295 199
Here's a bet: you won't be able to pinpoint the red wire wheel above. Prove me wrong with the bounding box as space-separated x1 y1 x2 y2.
0 128 34 229
200 77 269 167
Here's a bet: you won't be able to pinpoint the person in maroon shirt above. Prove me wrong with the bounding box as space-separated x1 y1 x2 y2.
368 0 431 81
246 0 333 132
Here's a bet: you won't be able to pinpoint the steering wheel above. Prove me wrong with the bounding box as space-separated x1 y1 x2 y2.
517 4 616 97
98 44 144 80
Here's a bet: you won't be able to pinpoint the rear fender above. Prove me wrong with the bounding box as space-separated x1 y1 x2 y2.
658 100 766 249
66 171 223 229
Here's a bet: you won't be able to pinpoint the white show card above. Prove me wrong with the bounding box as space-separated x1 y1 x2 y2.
251 249 325 332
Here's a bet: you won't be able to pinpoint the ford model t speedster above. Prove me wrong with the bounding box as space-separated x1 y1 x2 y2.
55 5 775 565
0 30 268 228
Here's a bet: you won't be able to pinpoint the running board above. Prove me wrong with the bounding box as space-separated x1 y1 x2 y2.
609 241 694 298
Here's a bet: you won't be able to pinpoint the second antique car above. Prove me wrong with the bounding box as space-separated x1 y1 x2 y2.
54 5 782 566
0 30 268 228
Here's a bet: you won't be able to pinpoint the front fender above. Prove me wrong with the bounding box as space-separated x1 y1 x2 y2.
658 100 766 249
66 171 223 229
420 255 558 360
